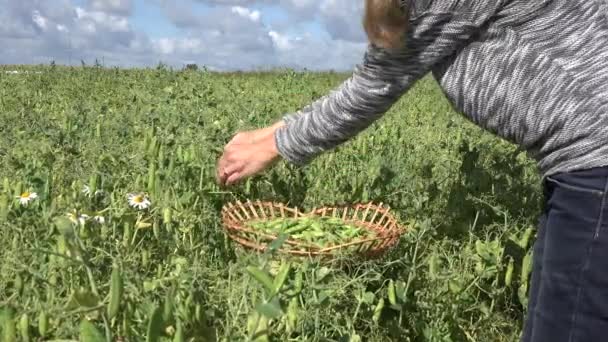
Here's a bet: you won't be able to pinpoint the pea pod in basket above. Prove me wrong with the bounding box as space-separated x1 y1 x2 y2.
244 216 375 250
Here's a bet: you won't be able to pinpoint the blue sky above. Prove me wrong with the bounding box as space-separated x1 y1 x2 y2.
0 0 368 71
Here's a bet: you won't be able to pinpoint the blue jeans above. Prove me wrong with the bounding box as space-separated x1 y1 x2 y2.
522 166 608 341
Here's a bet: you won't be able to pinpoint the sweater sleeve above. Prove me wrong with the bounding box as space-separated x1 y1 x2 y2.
274 1 501 166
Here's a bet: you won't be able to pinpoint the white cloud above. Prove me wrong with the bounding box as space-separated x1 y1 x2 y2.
231 6 261 22
32 10 48 31
154 38 175 54
268 30 302 51
75 7 130 32
153 37 204 55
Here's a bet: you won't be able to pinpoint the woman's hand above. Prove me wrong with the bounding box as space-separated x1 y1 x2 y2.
216 121 285 186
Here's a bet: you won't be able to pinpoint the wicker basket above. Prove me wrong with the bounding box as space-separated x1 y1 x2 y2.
221 200 406 258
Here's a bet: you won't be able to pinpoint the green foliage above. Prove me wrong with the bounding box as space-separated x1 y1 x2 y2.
0 65 542 341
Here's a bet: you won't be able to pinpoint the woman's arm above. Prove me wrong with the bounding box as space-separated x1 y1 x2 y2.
217 1 504 185
274 1 502 165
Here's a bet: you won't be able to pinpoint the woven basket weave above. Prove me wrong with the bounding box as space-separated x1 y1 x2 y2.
221 200 406 258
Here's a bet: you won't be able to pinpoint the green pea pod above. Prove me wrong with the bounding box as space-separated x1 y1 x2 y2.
284 225 309 235
272 262 291 296
521 252 533 285
163 288 175 324
286 297 298 334
38 310 48 338
0 194 8 221
13 181 22 199
387 280 397 306
163 208 172 225
19 313 29 342
107 263 123 320
195 304 202 323
13 274 23 297
95 121 101 138
142 249 149 267
147 162 156 194
372 298 384 324
505 257 514 287
3 178 9 193
278 220 299 231
173 320 184 342
311 222 322 232
428 252 439 279
295 269 303 293
88 174 97 199
519 227 534 250
1 308 16 342
123 222 131 248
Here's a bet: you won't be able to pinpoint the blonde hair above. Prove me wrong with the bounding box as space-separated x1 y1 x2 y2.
363 0 409 50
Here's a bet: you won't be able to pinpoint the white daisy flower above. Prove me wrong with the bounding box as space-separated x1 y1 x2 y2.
93 215 105 224
82 185 104 197
127 193 151 210
67 211 78 224
17 191 38 206
67 210 88 226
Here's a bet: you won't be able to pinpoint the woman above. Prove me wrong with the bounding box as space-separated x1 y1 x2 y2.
217 0 608 340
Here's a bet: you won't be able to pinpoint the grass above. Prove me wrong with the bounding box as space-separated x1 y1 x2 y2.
0 64 542 341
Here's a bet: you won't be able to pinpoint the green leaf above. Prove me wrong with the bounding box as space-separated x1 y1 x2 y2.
268 233 288 252
79 320 104 342
146 306 164 342
255 300 283 319
54 216 75 236
247 312 269 342
361 291 375 305
349 333 363 342
395 280 407 302
317 291 330 306
315 267 331 282
66 289 100 310
246 266 275 296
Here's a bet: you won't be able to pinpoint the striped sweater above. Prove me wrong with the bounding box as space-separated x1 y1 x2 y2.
273 0 608 179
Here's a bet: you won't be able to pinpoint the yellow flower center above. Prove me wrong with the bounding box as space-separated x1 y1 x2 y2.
133 195 144 203
20 192 30 199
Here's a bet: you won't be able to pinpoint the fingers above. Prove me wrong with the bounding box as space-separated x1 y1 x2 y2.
225 171 242 186
216 154 229 185
216 151 245 186
222 164 243 186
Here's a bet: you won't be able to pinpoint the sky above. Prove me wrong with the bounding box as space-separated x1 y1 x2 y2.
0 0 369 71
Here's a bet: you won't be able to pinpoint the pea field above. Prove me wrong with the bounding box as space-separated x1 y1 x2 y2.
0 64 543 341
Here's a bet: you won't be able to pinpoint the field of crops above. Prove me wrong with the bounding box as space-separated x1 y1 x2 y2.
0 64 543 341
